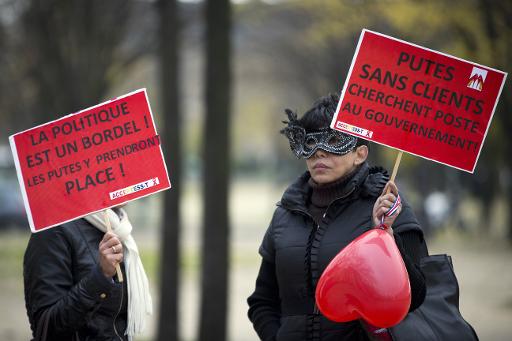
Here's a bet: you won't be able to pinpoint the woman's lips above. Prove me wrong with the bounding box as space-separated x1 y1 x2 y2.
313 163 329 169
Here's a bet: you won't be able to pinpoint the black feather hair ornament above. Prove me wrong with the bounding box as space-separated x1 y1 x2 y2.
280 108 306 158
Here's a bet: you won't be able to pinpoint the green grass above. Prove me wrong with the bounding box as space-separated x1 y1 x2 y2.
139 243 261 285
139 246 202 284
0 229 261 280
0 231 30 279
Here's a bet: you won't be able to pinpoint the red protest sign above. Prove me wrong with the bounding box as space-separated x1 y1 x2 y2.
9 89 171 232
331 29 507 173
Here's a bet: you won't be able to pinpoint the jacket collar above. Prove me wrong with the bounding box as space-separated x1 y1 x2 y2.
278 162 389 212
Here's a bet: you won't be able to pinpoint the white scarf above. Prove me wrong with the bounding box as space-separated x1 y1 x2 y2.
84 208 152 338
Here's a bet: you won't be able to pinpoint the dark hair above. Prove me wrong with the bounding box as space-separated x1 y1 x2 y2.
296 93 339 133
284 93 369 147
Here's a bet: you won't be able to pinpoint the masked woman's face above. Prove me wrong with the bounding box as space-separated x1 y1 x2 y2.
306 146 368 184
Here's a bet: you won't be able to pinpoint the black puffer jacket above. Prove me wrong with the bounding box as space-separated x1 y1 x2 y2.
24 219 128 341
248 164 426 341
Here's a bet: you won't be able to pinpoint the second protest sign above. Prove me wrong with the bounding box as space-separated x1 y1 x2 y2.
331 29 507 173
10 89 171 232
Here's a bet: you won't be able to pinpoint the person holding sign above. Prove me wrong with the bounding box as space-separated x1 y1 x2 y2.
23 207 152 341
247 94 427 341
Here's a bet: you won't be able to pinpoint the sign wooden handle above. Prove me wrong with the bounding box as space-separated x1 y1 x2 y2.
386 151 403 194
390 151 403 183
103 210 124 282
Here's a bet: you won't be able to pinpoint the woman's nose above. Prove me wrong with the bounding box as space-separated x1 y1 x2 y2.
313 148 327 158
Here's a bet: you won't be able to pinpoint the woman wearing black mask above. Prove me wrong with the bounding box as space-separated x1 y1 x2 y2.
247 94 427 341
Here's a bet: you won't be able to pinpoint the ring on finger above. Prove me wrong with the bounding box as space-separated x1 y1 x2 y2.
112 245 117 253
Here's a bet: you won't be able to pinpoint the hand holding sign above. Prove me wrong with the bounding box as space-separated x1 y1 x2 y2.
99 230 124 279
372 181 402 231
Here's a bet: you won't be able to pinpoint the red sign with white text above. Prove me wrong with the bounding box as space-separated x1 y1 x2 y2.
331 29 507 173
9 89 171 232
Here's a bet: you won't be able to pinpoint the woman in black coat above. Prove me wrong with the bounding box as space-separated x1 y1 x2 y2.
247 94 428 341
24 207 152 341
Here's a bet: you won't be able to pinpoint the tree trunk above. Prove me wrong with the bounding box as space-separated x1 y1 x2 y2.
21 0 133 122
198 0 232 340
156 1 181 341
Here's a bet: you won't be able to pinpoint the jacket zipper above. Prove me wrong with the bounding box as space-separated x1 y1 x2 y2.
323 187 356 215
279 186 357 316
112 279 124 341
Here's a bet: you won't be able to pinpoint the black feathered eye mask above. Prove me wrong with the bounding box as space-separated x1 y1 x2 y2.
281 109 357 159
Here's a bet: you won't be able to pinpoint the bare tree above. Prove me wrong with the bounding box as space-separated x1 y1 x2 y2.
14 0 152 124
198 0 232 340
156 1 181 341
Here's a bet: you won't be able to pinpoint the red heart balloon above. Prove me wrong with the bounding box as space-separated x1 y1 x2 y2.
315 228 411 328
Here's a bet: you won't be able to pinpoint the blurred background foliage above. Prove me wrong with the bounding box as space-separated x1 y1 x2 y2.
0 0 511 340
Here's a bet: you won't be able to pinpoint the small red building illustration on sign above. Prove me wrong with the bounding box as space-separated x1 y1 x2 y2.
467 66 488 91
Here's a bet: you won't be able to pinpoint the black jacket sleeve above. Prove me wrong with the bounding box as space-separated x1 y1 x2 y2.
24 226 117 337
247 210 284 341
247 260 281 341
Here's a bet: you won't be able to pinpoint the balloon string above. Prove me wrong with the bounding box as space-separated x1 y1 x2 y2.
378 194 401 228
386 194 401 217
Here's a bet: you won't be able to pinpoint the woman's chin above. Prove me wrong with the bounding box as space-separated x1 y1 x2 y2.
311 172 335 184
